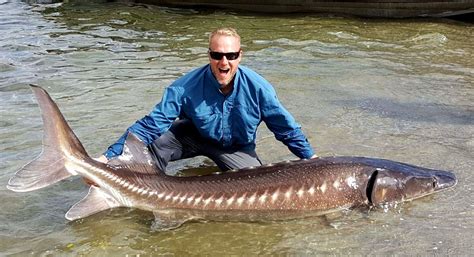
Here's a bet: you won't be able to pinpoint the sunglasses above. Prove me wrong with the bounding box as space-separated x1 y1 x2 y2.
208 49 241 61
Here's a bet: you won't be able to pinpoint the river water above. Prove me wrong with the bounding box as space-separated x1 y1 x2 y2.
1 0 473 255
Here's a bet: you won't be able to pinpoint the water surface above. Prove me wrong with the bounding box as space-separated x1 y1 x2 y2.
1 0 473 255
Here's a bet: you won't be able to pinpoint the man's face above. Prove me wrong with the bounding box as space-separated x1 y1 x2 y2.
208 35 242 88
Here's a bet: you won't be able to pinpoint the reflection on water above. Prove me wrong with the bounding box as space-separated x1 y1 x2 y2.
1 0 473 255
335 97 473 125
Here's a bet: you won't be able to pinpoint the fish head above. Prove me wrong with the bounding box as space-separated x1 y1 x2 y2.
369 165 457 206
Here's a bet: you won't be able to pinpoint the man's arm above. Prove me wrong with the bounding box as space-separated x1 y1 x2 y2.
260 87 316 159
102 86 183 160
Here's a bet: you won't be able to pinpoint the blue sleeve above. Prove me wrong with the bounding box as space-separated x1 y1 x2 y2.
104 85 183 159
260 86 315 159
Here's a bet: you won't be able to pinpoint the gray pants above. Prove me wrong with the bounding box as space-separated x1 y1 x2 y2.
149 119 262 172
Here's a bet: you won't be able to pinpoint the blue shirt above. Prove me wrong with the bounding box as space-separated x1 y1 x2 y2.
104 64 314 159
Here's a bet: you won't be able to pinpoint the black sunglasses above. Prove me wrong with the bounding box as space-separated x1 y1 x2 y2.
208 49 241 60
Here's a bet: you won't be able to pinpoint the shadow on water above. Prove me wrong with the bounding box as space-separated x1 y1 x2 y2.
449 12 474 23
334 97 474 125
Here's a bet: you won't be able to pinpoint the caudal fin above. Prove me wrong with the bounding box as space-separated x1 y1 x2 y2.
7 85 89 192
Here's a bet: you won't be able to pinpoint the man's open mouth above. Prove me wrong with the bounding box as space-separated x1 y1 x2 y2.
219 68 230 75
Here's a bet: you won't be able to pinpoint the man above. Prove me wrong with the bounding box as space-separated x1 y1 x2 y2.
97 27 316 171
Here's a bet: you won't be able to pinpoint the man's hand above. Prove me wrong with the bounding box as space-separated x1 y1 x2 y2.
94 155 108 164
301 154 318 160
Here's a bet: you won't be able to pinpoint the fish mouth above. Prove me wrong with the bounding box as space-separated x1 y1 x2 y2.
434 171 457 190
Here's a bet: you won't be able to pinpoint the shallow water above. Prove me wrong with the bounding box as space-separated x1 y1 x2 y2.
1 0 473 255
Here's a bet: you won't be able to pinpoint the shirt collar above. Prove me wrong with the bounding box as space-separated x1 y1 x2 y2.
205 65 220 92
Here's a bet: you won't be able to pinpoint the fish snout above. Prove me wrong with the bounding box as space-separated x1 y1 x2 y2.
433 171 457 191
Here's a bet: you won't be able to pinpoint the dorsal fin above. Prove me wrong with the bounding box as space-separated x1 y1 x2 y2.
107 132 161 175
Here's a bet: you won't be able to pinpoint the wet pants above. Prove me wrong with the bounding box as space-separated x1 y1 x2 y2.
149 119 262 172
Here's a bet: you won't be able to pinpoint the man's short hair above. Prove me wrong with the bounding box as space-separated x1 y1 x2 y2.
209 27 241 45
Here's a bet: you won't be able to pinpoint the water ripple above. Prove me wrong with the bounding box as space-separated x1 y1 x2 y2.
0 1 473 256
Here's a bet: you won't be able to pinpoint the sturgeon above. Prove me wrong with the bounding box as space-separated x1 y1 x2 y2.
7 85 457 229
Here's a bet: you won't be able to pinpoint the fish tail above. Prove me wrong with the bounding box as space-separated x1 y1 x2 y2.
7 84 89 192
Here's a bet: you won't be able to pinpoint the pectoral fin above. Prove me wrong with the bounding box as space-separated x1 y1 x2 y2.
65 186 121 221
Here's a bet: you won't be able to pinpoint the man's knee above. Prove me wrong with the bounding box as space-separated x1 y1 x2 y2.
212 151 262 171
149 131 183 171
148 120 203 171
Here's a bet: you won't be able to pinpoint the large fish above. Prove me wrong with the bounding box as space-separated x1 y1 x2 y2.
7 85 457 229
